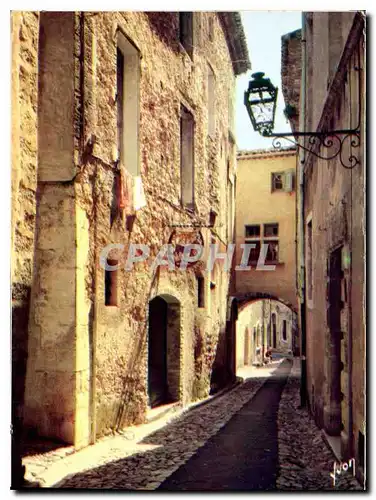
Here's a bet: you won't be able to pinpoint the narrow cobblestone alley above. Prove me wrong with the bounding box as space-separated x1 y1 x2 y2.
158 360 291 490
20 358 364 491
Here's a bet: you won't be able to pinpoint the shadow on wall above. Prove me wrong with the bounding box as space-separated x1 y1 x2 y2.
145 13 180 53
210 300 237 394
12 287 31 487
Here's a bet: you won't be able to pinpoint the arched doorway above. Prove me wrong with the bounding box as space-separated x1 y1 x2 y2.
148 295 181 408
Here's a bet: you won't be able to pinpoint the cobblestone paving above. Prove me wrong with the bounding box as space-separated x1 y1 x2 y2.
158 360 291 490
55 369 275 489
276 359 364 491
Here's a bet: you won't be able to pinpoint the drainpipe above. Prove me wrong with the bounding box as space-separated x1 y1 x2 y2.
298 12 307 407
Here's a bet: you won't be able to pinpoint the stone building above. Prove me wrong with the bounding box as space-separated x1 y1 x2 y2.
11 10 250 456
282 12 365 480
233 148 298 365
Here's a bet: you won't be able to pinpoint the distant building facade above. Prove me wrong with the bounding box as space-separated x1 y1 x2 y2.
282 12 365 481
234 147 298 368
11 11 250 455
235 148 297 310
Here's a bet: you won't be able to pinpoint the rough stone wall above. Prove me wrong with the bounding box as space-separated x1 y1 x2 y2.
21 11 241 446
11 11 40 484
281 29 301 133
11 9 40 443
302 13 365 473
235 149 297 310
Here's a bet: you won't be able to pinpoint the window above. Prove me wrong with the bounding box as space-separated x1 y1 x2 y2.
282 320 287 341
245 225 260 238
179 12 193 58
272 314 277 348
264 223 279 263
265 240 279 263
227 176 234 242
272 173 284 191
105 260 118 306
264 223 278 237
271 170 295 192
208 65 215 137
117 48 124 162
117 32 140 176
307 218 313 302
245 223 279 264
197 276 205 308
180 105 194 208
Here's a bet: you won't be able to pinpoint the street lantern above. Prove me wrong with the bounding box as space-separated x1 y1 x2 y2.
243 70 361 169
244 72 278 137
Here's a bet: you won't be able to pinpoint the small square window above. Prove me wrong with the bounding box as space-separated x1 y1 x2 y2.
264 223 279 237
272 173 284 191
245 225 260 238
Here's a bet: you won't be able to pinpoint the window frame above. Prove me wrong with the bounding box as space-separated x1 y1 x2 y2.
180 104 195 210
245 222 280 265
116 31 140 177
271 170 295 193
245 224 261 238
271 172 284 192
281 319 288 342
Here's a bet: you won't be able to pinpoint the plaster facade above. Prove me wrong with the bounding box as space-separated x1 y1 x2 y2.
235 148 297 310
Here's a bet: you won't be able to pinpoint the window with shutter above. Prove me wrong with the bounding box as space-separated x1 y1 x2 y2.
284 169 295 192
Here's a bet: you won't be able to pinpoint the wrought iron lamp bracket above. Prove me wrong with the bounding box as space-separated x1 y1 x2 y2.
262 128 361 169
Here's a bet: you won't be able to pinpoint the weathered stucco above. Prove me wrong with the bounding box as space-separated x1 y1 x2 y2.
235 148 297 310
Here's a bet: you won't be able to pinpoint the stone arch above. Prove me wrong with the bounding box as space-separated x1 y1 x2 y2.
235 292 298 315
234 295 299 370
